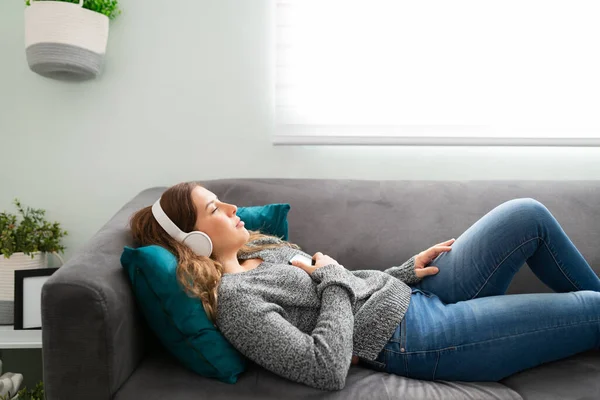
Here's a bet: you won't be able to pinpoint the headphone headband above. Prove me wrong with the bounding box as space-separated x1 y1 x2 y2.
152 199 186 242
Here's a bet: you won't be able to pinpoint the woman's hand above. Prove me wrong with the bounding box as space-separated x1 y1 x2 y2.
291 252 340 275
414 238 456 279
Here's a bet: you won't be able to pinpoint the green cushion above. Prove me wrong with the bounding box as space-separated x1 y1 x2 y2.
120 203 291 383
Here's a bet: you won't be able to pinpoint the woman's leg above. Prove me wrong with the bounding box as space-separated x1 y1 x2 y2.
377 289 600 381
413 198 600 304
360 197 600 380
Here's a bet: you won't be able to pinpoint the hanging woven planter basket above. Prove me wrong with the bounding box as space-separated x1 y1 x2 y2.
24 0 109 80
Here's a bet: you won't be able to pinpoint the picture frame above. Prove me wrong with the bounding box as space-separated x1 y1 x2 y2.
14 267 59 330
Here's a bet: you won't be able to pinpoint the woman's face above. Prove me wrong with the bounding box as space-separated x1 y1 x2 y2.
191 186 249 257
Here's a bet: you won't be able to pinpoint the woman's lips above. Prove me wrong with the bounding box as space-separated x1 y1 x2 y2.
236 220 245 228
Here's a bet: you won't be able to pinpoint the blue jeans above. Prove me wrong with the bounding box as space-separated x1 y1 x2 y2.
362 198 600 381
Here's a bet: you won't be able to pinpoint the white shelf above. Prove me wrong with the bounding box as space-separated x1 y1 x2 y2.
0 325 42 349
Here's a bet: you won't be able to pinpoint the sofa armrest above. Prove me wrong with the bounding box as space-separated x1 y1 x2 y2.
42 200 149 400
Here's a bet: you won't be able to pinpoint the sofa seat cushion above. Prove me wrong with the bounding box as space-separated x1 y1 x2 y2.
113 348 526 400
501 349 599 400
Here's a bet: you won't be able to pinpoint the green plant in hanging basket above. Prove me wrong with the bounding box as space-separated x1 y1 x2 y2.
0 199 68 259
24 0 121 20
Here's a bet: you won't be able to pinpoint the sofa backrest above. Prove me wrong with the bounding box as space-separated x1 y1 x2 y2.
195 178 599 295
122 178 600 296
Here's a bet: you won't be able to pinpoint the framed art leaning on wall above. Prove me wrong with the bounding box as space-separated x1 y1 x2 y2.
14 268 59 330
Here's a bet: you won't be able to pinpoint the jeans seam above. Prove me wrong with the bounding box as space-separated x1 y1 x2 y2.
539 237 581 291
450 317 600 351
471 237 544 300
432 351 441 380
389 318 600 355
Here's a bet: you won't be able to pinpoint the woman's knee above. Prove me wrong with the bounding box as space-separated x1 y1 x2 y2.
573 289 600 301
504 197 553 227
570 290 600 323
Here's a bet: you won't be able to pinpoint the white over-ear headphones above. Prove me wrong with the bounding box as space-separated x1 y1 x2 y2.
151 198 213 257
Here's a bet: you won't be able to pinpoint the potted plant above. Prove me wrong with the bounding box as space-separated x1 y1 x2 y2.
0 199 67 325
17 381 44 400
0 380 44 400
24 0 121 80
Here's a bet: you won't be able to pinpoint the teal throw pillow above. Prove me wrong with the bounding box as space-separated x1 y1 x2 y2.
121 245 246 383
120 203 291 383
236 203 291 240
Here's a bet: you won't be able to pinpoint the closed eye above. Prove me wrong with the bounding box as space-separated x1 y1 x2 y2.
212 207 219 214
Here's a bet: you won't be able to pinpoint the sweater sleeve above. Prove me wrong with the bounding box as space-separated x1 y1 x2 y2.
309 264 359 307
217 283 354 391
383 255 422 286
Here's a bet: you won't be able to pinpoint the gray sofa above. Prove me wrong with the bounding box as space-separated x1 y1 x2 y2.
41 178 600 400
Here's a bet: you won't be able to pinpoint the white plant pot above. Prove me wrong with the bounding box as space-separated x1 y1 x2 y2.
0 252 47 325
24 0 110 80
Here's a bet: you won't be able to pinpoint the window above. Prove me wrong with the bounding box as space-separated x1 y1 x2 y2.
274 0 600 146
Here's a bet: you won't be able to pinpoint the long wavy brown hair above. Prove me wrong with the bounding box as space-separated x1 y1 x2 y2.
129 181 300 325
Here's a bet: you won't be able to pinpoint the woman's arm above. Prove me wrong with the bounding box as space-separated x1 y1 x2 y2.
217 284 354 391
383 255 422 285
385 239 455 283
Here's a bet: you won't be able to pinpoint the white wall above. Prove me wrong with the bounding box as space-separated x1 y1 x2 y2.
1 0 599 261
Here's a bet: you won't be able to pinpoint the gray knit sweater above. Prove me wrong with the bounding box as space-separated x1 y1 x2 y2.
215 237 421 391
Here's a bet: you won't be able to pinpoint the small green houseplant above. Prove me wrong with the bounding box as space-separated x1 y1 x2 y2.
23 0 122 80
17 381 45 400
24 0 121 20
0 381 44 400
0 199 67 260
0 199 67 324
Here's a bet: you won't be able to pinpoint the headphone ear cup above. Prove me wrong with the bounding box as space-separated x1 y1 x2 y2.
182 231 213 257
